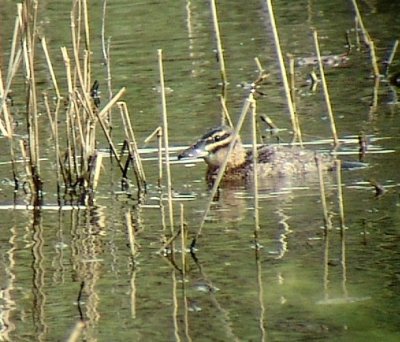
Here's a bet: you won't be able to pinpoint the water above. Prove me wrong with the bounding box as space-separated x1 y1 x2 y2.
0 1 400 341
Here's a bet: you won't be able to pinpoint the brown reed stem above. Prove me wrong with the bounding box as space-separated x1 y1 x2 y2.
313 30 339 148
43 95 66 190
126 209 136 258
158 49 175 232
41 37 61 99
335 159 345 231
144 127 163 187
219 95 233 127
180 204 186 274
350 0 380 78
118 101 147 191
66 321 85 342
316 155 332 232
210 0 227 88
289 55 303 147
250 94 260 234
95 88 127 173
263 0 299 144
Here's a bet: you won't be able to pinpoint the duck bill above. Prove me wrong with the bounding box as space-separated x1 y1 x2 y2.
178 140 208 160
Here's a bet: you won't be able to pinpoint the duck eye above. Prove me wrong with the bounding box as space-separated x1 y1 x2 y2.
214 135 221 142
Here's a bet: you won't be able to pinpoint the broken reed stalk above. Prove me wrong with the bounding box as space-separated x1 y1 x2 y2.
210 0 227 87
316 156 332 232
350 0 380 78
118 101 147 191
335 159 345 231
158 49 175 232
95 87 127 173
144 127 163 187
263 0 299 144
192 96 252 246
41 37 61 99
250 94 260 234
313 30 339 148
19 2 42 199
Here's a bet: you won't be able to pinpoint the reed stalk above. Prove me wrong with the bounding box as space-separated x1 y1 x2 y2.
219 95 233 127
41 37 61 99
288 55 303 147
43 95 66 194
383 40 398 77
101 0 113 104
66 321 85 342
250 94 260 235
210 0 227 87
263 0 299 144
313 30 339 148
144 127 163 187
350 0 380 78
158 49 175 232
126 209 136 258
95 87 127 173
0 67 18 190
335 159 345 231
316 156 332 233
118 101 147 191
192 96 252 247
180 204 186 274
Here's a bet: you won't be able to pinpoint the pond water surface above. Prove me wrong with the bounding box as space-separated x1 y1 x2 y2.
0 0 400 341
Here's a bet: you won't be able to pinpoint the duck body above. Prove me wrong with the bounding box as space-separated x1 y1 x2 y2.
178 125 336 184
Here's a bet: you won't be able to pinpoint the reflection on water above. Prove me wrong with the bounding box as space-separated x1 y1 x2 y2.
0 0 400 341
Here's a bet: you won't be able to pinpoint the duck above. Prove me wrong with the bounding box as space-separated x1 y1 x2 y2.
177 125 358 184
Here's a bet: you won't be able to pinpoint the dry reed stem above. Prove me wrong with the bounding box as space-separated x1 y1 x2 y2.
43 96 66 187
263 0 299 143
91 153 103 191
288 55 303 147
66 321 85 342
157 228 181 255
193 96 252 245
118 101 147 190
219 95 233 127
250 94 260 233
313 30 339 148
387 40 398 66
350 0 380 78
61 47 74 94
41 37 61 99
210 0 227 86
335 159 345 230
144 127 163 187
101 0 113 104
70 13 93 116
254 57 263 75
126 210 136 257
316 156 332 232
95 87 126 173
158 49 175 232
0 68 12 137
180 204 186 274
